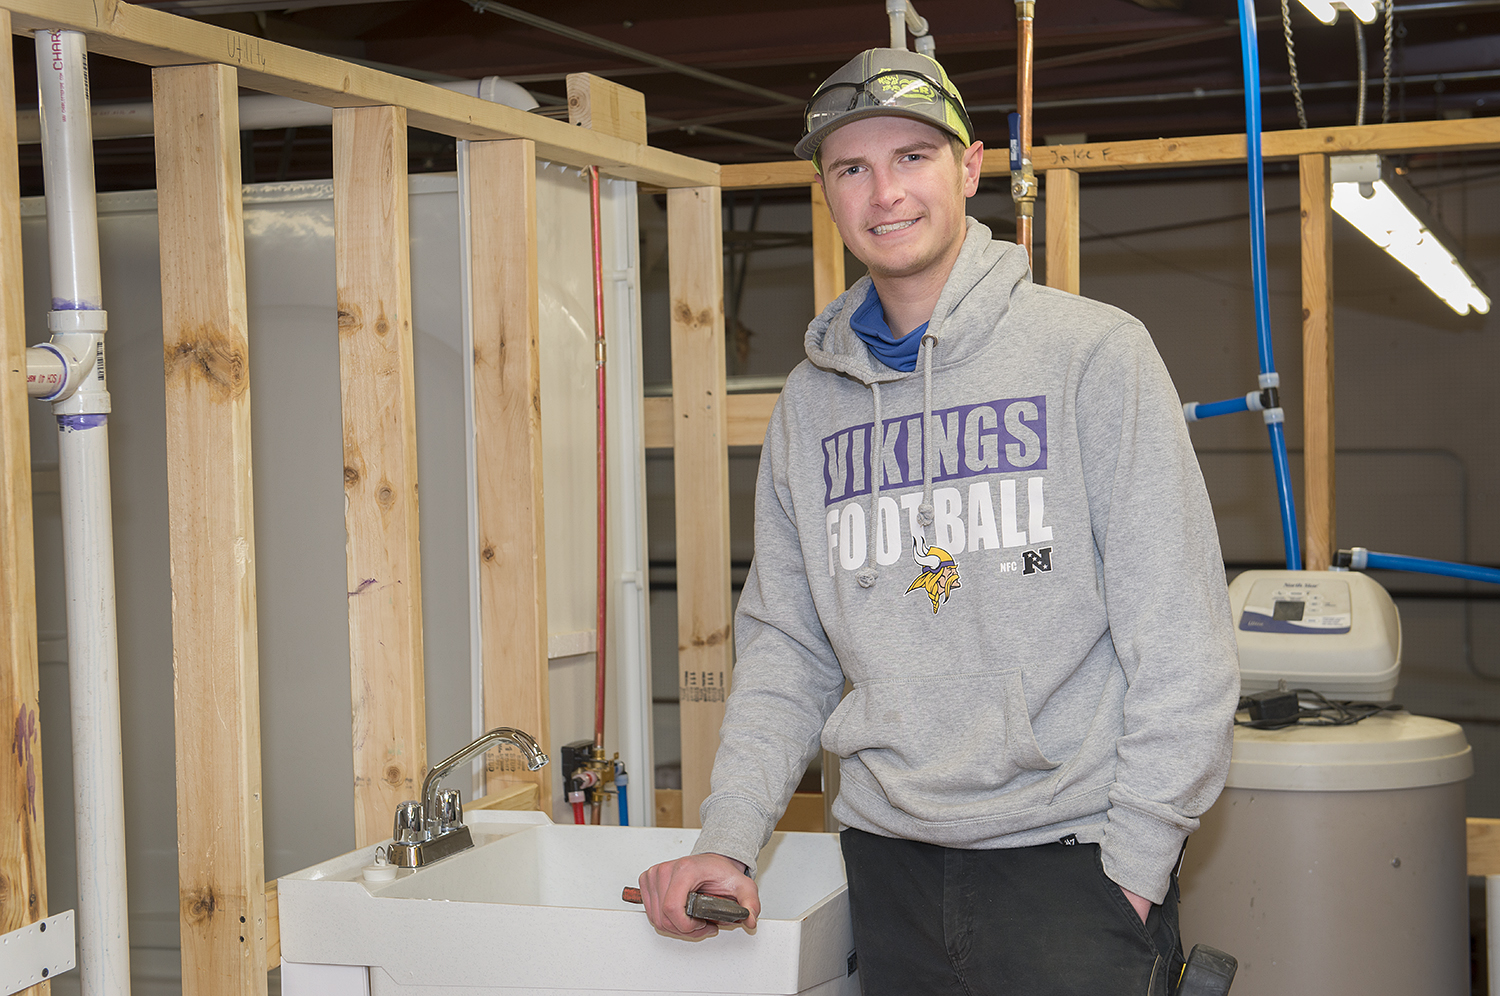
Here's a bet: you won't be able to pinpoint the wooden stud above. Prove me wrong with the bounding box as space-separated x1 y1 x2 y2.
264 884 278 969
334 105 427 848
723 120 1500 190
1469 817 1500 877
809 180 846 832
644 393 776 450
775 793 828 833
566 74 647 146
154 62 267 995
0 0 714 188
1044 168 1080 295
467 781 541 812
668 186 733 827
1300 154 1336 571
468 139 552 811
0 10 50 980
721 161 819 190
654 787 684 829
810 183 846 313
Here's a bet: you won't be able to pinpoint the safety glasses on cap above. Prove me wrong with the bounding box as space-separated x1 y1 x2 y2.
803 69 973 147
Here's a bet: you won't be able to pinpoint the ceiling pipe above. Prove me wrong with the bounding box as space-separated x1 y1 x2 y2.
463 0 803 108
966 66 1500 116
886 0 937 55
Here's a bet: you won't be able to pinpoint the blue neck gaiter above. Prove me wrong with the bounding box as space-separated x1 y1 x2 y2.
849 285 929 373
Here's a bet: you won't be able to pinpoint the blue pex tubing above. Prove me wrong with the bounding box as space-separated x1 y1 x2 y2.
1187 396 1251 420
1349 549 1500 585
1236 0 1303 570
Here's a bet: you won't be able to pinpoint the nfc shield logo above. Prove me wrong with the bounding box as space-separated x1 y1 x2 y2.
1021 547 1053 576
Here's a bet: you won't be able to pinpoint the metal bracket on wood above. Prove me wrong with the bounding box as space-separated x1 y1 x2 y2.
0 910 76 995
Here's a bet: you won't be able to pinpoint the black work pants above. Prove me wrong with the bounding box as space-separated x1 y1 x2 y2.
841 828 1184 996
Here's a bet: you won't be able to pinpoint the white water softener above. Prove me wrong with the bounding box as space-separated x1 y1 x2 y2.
1179 570 1472 996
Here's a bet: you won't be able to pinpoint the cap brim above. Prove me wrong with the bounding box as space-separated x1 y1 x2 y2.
796 106 965 162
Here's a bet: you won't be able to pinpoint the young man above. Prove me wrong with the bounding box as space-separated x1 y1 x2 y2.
639 48 1239 994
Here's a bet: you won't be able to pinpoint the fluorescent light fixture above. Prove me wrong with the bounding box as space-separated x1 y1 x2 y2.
1339 0 1381 22
1330 155 1491 316
1295 0 1380 23
1295 0 1339 23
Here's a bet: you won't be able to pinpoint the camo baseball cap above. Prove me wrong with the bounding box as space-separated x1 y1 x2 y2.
796 48 973 166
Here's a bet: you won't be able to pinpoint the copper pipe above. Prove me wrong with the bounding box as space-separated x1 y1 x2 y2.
588 165 608 768
1013 0 1037 265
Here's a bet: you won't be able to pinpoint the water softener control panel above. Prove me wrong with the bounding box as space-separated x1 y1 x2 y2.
1238 576 1352 634
1228 570 1401 700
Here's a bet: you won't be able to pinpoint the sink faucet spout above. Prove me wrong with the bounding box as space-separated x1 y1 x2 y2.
422 727 549 831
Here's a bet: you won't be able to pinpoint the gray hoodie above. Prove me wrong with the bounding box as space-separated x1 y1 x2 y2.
692 219 1239 905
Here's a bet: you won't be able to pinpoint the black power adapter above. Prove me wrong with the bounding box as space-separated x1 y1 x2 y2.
1245 688 1301 726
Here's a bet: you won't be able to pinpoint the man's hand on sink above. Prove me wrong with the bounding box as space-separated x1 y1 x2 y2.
637 853 760 939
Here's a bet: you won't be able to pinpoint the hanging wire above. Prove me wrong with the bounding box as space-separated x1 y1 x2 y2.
1283 0 1309 128
1355 19 1368 126
1382 0 1395 123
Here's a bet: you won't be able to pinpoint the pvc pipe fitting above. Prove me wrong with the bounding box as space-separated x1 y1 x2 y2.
25 344 68 399
29 309 110 407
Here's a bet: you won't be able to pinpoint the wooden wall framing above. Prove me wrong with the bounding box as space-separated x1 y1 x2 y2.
333 104 428 849
155 62 269 994
668 186 733 826
0 12 49 993
469 139 553 810
1 5 1499 988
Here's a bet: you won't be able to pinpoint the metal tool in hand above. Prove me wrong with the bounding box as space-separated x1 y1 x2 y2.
621 886 751 923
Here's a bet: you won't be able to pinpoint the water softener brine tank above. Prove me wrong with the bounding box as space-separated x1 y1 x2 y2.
1178 570 1473 996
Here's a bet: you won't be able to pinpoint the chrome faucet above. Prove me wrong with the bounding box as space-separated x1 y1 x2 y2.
388 727 549 868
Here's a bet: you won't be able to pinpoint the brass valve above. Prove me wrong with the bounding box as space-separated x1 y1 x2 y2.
1011 162 1038 218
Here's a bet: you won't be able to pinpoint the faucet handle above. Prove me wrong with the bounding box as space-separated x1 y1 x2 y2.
436 788 464 831
393 800 425 843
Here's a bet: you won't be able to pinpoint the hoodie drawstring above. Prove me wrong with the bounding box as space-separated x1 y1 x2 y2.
856 382 882 588
860 334 937 589
917 333 938 528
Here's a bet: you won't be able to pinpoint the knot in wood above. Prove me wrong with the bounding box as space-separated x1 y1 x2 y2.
384 763 405 788
166 331 247 400
345 466 361 486
376 482 396 509
481 545 496 562
181 886 216 924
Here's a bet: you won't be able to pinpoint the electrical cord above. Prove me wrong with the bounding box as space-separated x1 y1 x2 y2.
1236 687 1404 730
1282 0 1309 128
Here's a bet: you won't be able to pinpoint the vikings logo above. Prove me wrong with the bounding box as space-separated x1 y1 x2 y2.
906 536 961 614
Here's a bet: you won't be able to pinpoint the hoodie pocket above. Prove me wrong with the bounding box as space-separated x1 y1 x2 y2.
821 669 1060 816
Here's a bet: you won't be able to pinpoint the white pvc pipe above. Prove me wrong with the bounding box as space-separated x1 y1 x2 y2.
15 76 540 144
887 0 906 49
35 30 102 312
601 176 654 827
35 27 131 996
24 343 66 398
884 0 932 53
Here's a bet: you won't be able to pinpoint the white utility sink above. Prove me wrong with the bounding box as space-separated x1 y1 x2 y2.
277 810 857 996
